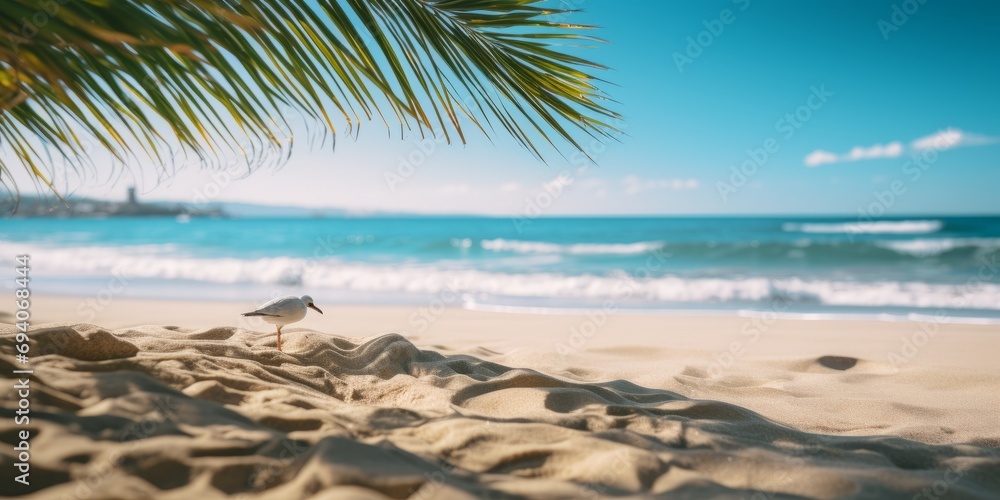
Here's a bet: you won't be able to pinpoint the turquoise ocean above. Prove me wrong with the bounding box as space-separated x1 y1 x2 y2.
3 216 1000 322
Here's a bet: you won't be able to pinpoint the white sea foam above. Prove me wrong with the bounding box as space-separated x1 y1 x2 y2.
876 238 1000 257
11 243 1000 312
783 220 943 234
481 238 663 255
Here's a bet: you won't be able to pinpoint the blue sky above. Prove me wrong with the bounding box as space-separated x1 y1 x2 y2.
16 0 1000 215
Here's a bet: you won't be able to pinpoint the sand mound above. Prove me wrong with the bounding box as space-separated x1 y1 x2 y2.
2 324 999 498
34 325 140 361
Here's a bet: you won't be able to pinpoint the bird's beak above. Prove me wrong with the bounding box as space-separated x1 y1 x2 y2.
309 304 323 314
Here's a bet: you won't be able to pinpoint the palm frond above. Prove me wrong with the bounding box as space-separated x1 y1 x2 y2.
0 0 619 196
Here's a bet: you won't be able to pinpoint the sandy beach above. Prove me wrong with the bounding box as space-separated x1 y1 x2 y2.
1 297 998 498
4 0 999 497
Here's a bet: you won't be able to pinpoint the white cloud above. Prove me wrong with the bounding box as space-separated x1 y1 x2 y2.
911 129 961 151
498 182 521 192
622 175 699 194
805 142 902 167
911 128 997 151
845 141 903 161
804 150 840 167
803 128 997 167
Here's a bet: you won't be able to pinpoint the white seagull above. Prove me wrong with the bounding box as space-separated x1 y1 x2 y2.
242 295 323 351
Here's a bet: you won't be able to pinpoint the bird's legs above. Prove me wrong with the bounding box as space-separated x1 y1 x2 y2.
276 325 283 351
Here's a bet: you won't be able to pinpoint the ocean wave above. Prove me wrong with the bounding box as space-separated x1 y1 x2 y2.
783 220 943 234
13 243 1000 311
876 238 1000 257
479 237 998 262
481 238 663 255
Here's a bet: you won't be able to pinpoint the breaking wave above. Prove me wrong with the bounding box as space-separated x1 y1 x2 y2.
14 243 1000 312
480 238 664 255
783 220 943 234
875 238 1000 257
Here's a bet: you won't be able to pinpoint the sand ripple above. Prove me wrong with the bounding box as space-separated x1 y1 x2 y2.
1 324 998 498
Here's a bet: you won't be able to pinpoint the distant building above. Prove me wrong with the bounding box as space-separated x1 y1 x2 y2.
4 187 225 218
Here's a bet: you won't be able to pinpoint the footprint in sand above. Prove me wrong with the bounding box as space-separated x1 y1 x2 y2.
818 355 859 371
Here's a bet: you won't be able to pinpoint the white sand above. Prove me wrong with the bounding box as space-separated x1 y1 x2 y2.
1 297 999 498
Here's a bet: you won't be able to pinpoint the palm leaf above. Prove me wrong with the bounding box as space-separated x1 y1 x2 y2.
0 0 619 198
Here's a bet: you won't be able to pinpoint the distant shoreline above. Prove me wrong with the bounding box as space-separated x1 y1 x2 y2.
6 195 1000 219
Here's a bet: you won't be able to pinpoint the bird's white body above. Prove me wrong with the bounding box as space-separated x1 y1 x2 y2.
250 296 308 326
242 294 323 351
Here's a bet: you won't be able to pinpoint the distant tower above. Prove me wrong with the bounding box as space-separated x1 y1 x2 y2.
127 186 137 205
